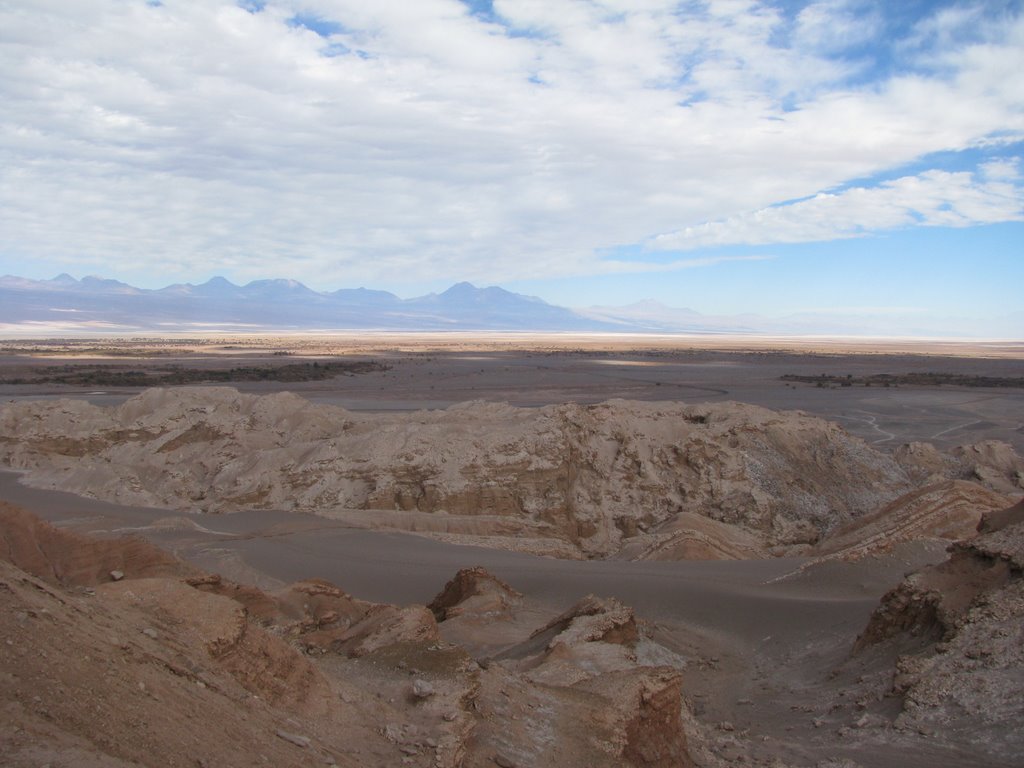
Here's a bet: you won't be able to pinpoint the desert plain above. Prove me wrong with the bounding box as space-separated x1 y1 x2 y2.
1 333 1023 768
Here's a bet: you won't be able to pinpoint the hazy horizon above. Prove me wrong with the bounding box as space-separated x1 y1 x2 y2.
3 269 1022 339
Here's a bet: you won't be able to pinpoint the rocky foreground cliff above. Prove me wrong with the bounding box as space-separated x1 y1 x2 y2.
848 501 1024 765
0 502 711 768
5 493 1024 767
2 387 1022 559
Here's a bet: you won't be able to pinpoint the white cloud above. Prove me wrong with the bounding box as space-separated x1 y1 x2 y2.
0 0 1021 287
793 0 883 55
650 163 1024 249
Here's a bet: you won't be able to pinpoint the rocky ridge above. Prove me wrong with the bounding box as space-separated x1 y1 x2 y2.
850 502 1024 764
0 502 736 768
895 440 1024 496
8 386 1017 560
808 479 1013 562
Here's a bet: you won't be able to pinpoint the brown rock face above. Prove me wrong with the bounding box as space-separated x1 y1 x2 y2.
811 480 1013 561
612 670 690 768
429 566 523 621
100 576 335 714
0 387 929 558
1 503 702 768
0 558 352 768
897 439 1024 495
854 499 1024 763
0 501 185 586
977 497 1024 533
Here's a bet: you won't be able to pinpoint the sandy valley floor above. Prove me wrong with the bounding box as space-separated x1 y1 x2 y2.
1 334 1022 767
3 333 1023 451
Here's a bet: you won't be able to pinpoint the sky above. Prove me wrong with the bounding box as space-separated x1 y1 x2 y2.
1 0 1022 335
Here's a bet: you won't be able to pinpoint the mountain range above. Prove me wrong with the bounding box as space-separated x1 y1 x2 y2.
0 274 1015 337
0 274 610 333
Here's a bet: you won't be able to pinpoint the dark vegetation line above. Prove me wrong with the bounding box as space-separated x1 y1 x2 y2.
781 373 1024 389
0 360 389 386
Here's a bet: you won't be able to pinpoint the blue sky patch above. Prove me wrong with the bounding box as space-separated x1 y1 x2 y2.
2 0 1022 335
458 0 498 23
287 14 345 38
321 42 350 58
823 142 1024 196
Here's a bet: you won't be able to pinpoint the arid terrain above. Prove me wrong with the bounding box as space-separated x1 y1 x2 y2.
1 334 1023 767
3 335 1023 452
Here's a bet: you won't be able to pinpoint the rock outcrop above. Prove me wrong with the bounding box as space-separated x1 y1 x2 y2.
0 387 926 558
191 574 441 658
494 595 643 684
896 440 1024 495
0 501 186 586
481 595 693 767
853 500 1024 764
810 480 1013 561
429 566 523 621
0 503 707 768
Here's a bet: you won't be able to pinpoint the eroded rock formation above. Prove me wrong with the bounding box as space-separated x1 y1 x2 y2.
809 479 1013 561
429 566 523 621
0 386 949 558
853 501 1024 763
0 504 714 768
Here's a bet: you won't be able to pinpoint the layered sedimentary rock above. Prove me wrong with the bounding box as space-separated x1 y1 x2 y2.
853 501 1024 763
457 592 694 768
5 387 1021 561
429 566 523 621
0 386 936 558
809 479 1013 561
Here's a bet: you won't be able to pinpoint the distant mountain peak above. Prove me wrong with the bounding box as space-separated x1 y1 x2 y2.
435 282 546 305
241 278 320 298
329 286 400 305
439 281 481 296
187 276 241 295
79 275 138 293
0 273 641 333
202 276 235 287
249 277 306 288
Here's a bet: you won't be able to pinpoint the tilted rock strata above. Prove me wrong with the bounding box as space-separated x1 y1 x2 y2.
0 386 928 558
854 500 1024 763
190 574 442 658
809 479 1013 561
493 594 645 686
476 593 693 768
